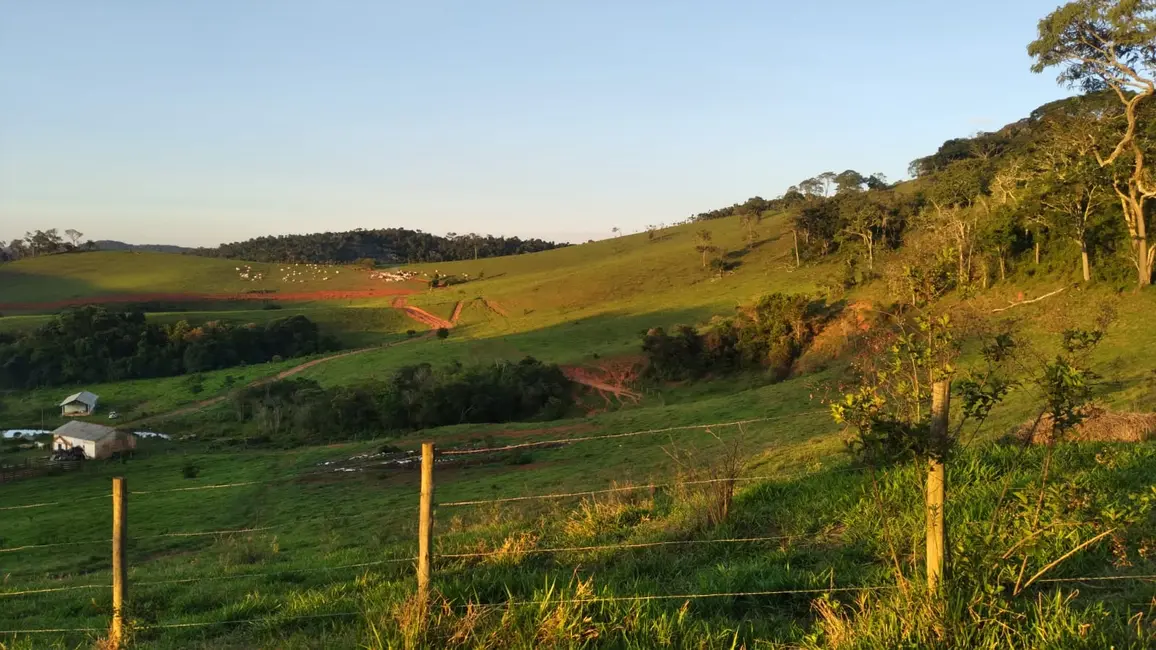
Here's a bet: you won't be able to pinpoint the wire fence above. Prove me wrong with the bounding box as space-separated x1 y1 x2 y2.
3 413 1154 643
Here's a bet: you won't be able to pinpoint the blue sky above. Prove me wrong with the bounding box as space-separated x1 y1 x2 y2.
1 1 1073 246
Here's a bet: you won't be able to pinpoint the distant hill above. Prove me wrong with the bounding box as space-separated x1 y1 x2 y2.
94 240 195 254
194 228 569 265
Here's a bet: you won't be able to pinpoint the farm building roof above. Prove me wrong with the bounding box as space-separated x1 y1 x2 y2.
59 391 99 408
53 420 118 442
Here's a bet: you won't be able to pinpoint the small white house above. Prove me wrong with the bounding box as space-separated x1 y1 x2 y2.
52 421 135 460
59 391 99 416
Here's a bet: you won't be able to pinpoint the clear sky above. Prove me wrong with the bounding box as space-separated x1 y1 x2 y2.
1 1 1073 247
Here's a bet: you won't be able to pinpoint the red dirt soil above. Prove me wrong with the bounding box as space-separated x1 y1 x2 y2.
563 357 644 405
0 287 417 311
392 296 455 330
480 298 509 317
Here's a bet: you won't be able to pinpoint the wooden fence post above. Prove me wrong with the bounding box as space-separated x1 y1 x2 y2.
111 477 127 647
417 442 435 603
926 380 949 594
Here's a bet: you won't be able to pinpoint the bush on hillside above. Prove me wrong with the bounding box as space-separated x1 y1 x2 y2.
642 293 822 381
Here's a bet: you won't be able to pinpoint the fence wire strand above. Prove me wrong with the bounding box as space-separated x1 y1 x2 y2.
0 526 280 555
0 612 361 635
135 557 417 586
0 493 110 512
0 584 108 598
440 413 825 456
437 468 859 509
439 534 804 559
1037 573 1156 584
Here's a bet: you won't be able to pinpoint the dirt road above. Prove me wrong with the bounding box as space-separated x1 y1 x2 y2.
391 296 455 330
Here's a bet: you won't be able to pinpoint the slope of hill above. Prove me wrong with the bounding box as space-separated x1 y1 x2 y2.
0 250 417 307
93 240 196 254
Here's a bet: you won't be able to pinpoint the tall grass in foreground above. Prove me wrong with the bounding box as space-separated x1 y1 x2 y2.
354 443 1155 650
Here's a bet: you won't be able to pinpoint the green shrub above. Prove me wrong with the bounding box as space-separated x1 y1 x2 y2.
642 292 821 381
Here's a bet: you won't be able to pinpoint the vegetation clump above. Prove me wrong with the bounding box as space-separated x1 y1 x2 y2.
229 356 573 441
642 292 822 381
0 306 331 389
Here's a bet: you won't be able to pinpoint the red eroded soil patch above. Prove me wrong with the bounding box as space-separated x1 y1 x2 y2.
792 300 875 376
392 296 454 330
0 287 417 311
563 356 644 406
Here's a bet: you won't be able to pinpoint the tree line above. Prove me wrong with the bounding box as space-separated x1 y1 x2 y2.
228 357 573 443
0 306 331 390
196 228 568 265
688 1 1156 292
1 229 95 261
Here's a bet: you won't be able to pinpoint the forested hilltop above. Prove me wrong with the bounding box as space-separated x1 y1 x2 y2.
691 87 1156 290
195 228 568 264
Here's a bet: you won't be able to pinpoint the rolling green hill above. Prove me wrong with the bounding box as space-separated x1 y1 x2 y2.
0 251 394 305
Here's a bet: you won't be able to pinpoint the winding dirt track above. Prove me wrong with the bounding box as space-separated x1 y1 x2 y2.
118 346 384 428
391 296 455 330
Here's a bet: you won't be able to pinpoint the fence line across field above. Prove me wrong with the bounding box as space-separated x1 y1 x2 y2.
0 526 280 555
0 606 360 633
439 412 826 456
0 413 820 513
436 467 862 508
438 534 805 559
8 396 1155 640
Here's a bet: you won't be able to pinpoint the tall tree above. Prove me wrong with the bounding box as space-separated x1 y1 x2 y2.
64 229 84 247
835 170 868 194
925 159 994 284
1028 112 1114 281
694 229 718 268
738 210 760 245
837 192 892 270
1029 0 1156 285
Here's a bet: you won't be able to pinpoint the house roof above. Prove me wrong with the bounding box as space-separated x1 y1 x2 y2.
52 420 118 442
59 391 99 408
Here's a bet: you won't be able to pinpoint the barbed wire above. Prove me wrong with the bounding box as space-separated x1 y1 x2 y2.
440 413 826 456
0 625 102 634
0 612 361 635
0 493 110 512
437 466 863 508
0 526 280 555
135 557 417 586
1036 573 1156 584
438 534 805 559
129 481 264 495
0 583 108 598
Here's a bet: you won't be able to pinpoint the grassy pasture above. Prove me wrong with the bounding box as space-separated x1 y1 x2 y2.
0 251 409 307
2 209 1156 647
2 417 1152 648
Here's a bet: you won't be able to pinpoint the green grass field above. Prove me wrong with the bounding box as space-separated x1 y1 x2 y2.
0 251 413 306
3 213 1156 648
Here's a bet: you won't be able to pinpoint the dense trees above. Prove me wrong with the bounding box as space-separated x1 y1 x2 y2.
1 229 95 261
229 357 573 441
1030 0 1156 286
0 307 330 389
680 3 1156 294
643 293 822 381
197 228 567 265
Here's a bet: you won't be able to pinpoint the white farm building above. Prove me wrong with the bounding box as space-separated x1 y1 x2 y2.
59 391 99 416
52 421 136 460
